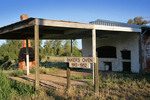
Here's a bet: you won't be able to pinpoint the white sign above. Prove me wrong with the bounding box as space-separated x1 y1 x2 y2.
64 57 96 63
64 57 96 68
69 62 90 68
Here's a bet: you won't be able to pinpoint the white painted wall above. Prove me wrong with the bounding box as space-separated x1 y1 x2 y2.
82 32 140 73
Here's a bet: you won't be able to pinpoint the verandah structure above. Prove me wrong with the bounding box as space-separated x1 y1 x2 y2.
0 15 97 90
0 15 150 89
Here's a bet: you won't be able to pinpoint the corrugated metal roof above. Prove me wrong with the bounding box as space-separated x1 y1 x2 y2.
89 19 141 28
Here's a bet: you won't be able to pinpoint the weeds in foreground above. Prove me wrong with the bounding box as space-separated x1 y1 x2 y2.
1 69 150 100
8 69 26 77
40 67 61 74
71 75 93 80
0 72 35 100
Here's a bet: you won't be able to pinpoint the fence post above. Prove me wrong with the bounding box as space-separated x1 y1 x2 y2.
94 57 99 95
67 63 71 91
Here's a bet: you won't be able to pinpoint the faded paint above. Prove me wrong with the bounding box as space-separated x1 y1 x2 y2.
82 32 140 73
142 33 150 72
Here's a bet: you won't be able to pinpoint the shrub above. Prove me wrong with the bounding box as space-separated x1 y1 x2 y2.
0 72 35 99
9 69 26 77
30 68 35 74
39 67 61 74
0 72 16 100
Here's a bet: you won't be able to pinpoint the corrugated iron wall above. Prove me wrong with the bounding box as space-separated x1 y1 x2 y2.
142 32 150 72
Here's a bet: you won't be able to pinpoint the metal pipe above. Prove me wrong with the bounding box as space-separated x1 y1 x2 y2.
139 30 147 74
92 28 96 84
71 39 72 57
26 39 29 75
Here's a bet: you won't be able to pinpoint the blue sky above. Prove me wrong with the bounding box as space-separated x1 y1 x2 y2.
0 0 150 48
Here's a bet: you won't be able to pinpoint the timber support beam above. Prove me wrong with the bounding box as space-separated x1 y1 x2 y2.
34 23 40 90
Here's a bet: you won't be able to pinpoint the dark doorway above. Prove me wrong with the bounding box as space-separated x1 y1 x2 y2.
121 50 131 72
123 62 131 71
97 46 116 58
104 62 112 71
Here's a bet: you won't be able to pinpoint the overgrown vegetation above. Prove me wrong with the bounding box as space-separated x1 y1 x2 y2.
71 75 93 80
9 69 26 77
0 40 81 69
43 72 150 100
39 67 62 74
1 68 150 100
127 17 150 25
0 72 35 100
59 72 150 100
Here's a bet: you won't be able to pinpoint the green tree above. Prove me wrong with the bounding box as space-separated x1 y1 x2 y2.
30 40 42 49
72 40 82 57
43 40 53 55
63 40 71 56
0 40 21 69
127 17 148 25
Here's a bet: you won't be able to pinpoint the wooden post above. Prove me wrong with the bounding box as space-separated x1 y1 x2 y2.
34 24 40 90
94 58 99 95
67 63 71 91
26 39 29 75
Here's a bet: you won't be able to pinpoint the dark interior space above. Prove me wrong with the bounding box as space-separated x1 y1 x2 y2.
121 50 131 59
104 62 112 71
97 46 116 58
123 62 131 71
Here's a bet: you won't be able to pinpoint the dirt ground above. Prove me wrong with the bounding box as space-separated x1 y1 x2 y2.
9 69 93 89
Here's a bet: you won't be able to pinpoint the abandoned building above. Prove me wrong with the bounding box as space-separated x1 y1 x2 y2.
0 15 149 74
83 19 150 73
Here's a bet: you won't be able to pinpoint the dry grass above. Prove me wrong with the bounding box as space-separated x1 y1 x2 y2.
2 67 150 100
24 72 150 100
39 67 61 74
41 56 65 62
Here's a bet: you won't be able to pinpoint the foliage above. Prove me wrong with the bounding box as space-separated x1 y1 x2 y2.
43 72 150 100
71 75 93 80
1 69 150 99
39 67 61 74
0 40 21 69
127 17 149 25
71 75 83 80
40 62 67 69
0 72 35 100
9 69 26 77
43 40 81 57
0 39 81 69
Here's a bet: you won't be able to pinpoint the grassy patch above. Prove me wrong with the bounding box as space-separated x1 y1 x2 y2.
1 69 150 100
71 75 93 80
29 67 62 74
71 75 83 80
39 67 62 74
0 72 35 100
8 69 26 77
68 73 150 99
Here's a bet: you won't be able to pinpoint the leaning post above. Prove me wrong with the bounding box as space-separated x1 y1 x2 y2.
94 57 99 96
34 22 40 90
67 63 71 91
